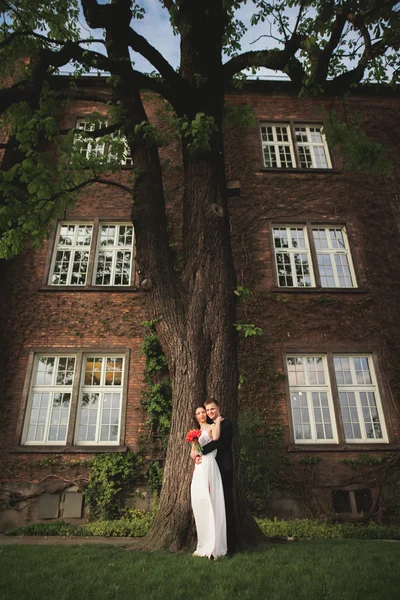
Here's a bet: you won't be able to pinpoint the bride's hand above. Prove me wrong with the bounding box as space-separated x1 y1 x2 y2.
215 416 224 423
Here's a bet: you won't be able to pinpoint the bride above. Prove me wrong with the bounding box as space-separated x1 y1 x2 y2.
190 406 227 559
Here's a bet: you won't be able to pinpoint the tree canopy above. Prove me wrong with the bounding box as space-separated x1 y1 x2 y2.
0 0 399 258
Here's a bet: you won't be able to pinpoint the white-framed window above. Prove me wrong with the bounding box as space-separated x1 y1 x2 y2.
294 126 332 169
108 130 133 166
94 224 134 286
272 224 357 289
287 356 338 443
21 351 128 447
333 356 387 442
75 119 106 159
50 223 93 285
261 123 331 170
74 119 132 165
286 353 388 444
49 221 135 288
272 226 314 287
312 227 356 288
76 356 124 445
260 124 296 168
23 355 76 445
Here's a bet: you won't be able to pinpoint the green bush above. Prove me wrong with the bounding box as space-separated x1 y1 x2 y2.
85 451 142 520
6 509 155 538
239 411 282 514
256 518 400 540
80 514 152 537
8 516 400 540
6 521 80 537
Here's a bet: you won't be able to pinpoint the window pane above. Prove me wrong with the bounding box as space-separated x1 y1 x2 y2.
287 357 305 385
51 224 92 285
78 393 99 442
85 358 103 385
95 224 134 286
261 124 294 168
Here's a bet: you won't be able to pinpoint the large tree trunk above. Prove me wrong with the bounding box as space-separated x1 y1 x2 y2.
137 136 264 551
85 0 265 552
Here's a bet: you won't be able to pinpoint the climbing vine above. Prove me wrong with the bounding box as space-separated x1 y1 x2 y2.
85 451 142 521
140 320 173 494
140 320 172 447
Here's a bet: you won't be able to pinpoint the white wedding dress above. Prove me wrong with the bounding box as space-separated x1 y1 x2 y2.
191 429 227 559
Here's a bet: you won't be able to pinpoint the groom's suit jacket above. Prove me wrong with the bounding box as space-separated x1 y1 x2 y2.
201 417 233 472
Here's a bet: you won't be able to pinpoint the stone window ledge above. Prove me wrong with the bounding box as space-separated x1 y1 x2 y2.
8 445 128 454
258 168 342 175
38 286 141 293
287 444 400 452
272 287 368 294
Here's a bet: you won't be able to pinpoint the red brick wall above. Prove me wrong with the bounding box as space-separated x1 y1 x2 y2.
1 83 399 503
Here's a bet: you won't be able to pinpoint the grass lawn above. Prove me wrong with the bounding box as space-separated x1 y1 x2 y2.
0 540 399 600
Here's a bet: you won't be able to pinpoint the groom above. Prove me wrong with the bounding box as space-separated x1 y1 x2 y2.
201 399 236 555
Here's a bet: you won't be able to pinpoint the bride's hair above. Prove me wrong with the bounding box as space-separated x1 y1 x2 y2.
193 405 206 427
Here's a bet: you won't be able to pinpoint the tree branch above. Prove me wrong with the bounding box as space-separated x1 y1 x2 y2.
223 34 305 87
162 0 176 11
313 6 348 83
126 28 180 85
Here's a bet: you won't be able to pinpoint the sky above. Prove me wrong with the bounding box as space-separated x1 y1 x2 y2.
72 0 399 82
74 0 298 79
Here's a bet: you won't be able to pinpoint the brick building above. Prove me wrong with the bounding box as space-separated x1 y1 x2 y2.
1 77 399 528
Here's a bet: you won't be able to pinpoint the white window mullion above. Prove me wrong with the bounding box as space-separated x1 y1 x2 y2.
330 254 341 288
95 391 103 444
289 252 298 287
109 252 116 286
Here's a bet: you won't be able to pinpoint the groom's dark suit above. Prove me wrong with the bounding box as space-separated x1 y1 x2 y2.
201 418 235 554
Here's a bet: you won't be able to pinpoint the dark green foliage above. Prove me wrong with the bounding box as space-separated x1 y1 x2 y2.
6 509 153 537
7 516 400 541
323 109 392 175
234 323 264 338
141 321 172 447
299 456 322 466
341 453 400 524
6 521 79 537
147 461 164 495
239 410 283 514
85 451 142 521
257 518 400 540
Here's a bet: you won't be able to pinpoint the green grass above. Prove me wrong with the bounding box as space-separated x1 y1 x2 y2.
1 540 400 600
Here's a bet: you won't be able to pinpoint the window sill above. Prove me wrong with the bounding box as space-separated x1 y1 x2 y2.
287 444 399 452
38 286 141 293
8 445 128 454
272 287 368 294
258 168 342 175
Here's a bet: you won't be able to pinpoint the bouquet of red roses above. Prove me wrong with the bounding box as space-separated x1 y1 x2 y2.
186 429 203 454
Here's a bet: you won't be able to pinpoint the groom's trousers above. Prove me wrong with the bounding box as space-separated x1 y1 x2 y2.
221 468 236 554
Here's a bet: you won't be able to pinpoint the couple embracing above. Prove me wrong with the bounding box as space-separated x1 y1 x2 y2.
189 400 235 559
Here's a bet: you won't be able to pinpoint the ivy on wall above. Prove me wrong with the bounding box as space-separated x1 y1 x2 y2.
85 451 142 520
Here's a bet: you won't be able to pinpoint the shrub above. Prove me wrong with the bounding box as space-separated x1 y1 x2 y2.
6 509 155 538
256 518 400 540
85 450 142 520
6 521 80 537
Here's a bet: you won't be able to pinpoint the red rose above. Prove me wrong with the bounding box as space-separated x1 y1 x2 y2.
185 429 202 443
